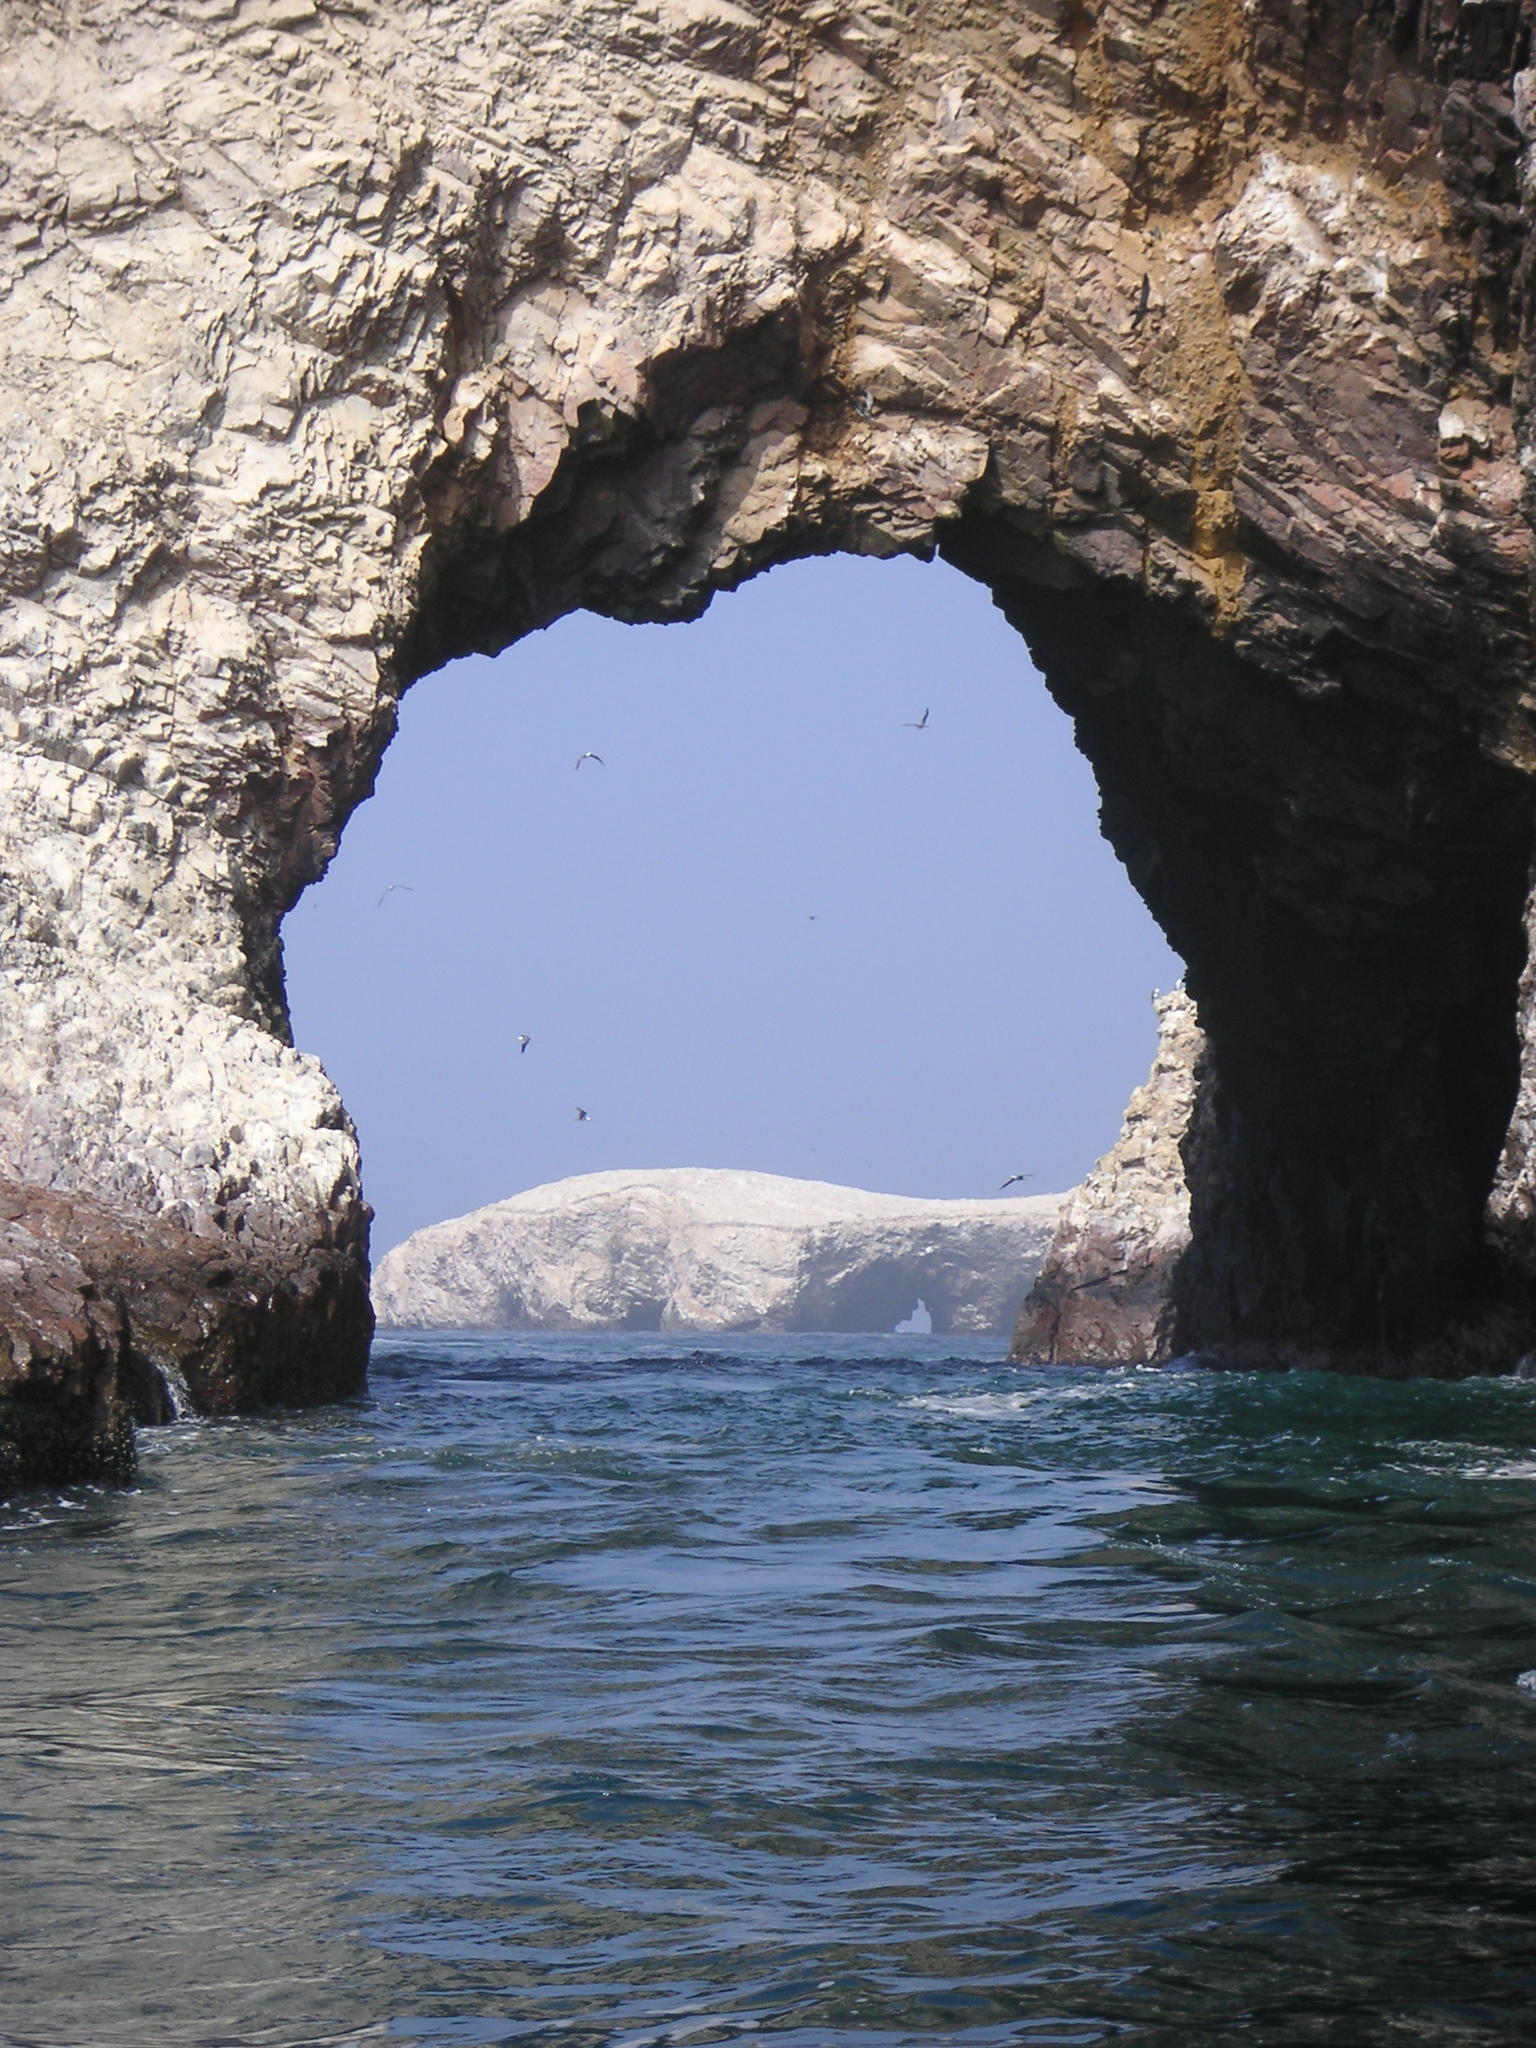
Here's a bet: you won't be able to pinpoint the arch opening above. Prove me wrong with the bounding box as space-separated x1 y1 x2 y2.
283 550 1181 1338
343 341 1536 1374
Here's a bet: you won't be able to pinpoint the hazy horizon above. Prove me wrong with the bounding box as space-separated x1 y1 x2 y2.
283 552 1182 1253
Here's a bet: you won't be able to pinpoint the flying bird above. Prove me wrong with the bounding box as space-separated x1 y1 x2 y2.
517 1034 531 1055
575 751 604 770
376 884 415 907
575 1106 591 1122
1130 272 1151 329
999 1173 1035 1191
904 708 930 730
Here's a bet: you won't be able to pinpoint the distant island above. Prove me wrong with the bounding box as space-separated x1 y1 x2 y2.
372 1169 1068 1337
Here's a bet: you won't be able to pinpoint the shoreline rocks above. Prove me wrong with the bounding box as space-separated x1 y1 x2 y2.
1012 993 1202 1366
0 1180 369 1492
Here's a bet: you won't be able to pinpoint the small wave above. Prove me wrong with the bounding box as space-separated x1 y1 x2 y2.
906 1390 1041 1419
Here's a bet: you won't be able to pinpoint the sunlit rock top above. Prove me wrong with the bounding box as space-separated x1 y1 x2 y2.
371 1168 1067 1336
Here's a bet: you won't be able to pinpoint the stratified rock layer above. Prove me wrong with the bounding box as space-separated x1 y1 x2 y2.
7 2 1536 1471
1013 991 1201 1365
373 1169 1066 1336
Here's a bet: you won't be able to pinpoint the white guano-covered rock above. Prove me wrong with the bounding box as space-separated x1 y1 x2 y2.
372 1169 1068 1336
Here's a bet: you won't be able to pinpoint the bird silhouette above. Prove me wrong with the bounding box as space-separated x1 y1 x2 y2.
1131 272 1151 328
517 1034 531 1055
376 884 415 907
575 1106 591 1122
575 751 604 770
999 1173 1035 1191
904 708 930 730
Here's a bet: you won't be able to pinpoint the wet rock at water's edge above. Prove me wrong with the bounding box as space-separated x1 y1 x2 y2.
0 1181 368 1490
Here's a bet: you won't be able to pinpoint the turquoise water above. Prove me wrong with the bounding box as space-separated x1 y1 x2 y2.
3 1333 1536 2045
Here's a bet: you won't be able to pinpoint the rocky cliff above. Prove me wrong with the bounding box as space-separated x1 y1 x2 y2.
373 1168 1065 1335
1013 990 1201 1365
8 0 1536 1478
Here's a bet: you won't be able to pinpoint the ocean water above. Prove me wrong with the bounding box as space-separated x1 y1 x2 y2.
3 1333 1536 2047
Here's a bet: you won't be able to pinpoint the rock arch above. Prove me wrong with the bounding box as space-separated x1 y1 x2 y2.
4 0 1536 1476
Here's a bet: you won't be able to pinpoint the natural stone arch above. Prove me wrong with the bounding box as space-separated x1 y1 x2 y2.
4 0 1536 1477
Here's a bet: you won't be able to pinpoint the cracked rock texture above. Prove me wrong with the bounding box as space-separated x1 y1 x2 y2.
8 0 1536 1474
1013 990 1201 1366
0 1177 368 1489
372 1167 1066 1335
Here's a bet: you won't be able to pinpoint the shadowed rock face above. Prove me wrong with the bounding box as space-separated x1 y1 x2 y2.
6 0 1536 1474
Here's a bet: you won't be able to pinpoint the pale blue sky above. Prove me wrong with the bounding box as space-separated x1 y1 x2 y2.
283 553 1182 1253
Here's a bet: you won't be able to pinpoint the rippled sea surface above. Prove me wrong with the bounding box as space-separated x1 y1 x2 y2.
5 1334 1536 2047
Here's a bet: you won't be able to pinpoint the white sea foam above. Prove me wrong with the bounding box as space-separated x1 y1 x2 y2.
906 1375 1149 1420
156 1359 196 1420
906 1391 1041 1418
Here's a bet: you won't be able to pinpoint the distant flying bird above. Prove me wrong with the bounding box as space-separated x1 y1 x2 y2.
904 708 930 730
575 1106 590 1122
1131 272 1151 329
575 751 604 770
999 1173 1035 1191
517 1034 531 1055
376 884 414 907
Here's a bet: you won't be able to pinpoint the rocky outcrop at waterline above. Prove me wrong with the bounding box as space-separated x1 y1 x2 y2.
373 1168 1066 1336
0 1179 368 1491
10 2 1536 1474
1013 992 1201 1366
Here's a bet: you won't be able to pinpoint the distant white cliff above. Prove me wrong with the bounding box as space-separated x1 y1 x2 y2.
371 1168 1068 1336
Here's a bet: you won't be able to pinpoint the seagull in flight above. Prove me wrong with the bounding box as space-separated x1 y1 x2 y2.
575 1106 591 1122
904 708 930 730
517 1034 531 1055
999 1173 1035 1191
376 884 415 907
575 751 604 770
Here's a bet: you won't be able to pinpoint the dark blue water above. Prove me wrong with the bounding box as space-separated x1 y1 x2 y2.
4 1334 1536 2047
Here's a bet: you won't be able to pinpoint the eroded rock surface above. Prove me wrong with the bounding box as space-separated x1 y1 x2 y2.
7 1 1536 1471
0 1178 368 1488
1013 990 1201 1365
373 1168 1066 1335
